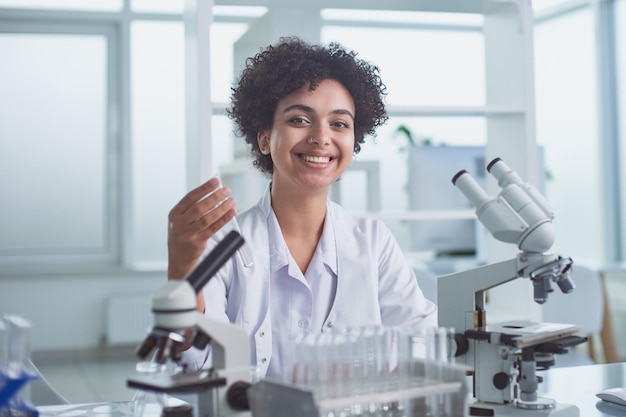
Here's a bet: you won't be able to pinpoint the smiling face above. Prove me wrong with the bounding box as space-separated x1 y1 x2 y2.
257 78 356 196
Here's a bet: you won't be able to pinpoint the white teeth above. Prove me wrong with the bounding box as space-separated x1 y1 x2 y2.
302 155 331 163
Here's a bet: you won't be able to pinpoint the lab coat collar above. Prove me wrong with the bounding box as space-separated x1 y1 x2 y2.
258 185 338 276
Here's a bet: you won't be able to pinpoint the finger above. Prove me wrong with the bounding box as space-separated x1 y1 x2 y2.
169 196 236 242
192 187 234 222
191 197 236 233
176 189 232 233
170 186 232 230
170 177 221 217
194 205 237 241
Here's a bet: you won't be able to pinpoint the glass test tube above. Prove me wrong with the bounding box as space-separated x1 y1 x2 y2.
227 216 253 268
2 315 38 417
425 327 455 417
4 315 35 379
210 175 253 268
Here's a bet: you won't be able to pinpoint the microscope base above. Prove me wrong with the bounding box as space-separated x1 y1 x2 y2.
469 401 579 417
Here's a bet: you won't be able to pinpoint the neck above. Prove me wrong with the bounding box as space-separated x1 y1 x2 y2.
270 183 328 238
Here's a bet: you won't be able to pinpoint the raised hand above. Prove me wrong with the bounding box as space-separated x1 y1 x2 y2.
167 177 236 280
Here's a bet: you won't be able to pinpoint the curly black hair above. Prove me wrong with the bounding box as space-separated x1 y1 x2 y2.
226 36 388 176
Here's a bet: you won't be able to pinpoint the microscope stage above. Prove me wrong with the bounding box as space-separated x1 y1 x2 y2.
127 370 227 394
469 320 583 348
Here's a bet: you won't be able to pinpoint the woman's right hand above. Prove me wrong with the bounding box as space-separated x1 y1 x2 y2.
167 177 237 281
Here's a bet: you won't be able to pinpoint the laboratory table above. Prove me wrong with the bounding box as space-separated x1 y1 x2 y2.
35 362 626 417
537 361 626 416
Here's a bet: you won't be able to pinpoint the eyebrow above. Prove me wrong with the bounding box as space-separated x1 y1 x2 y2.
282 104 355 120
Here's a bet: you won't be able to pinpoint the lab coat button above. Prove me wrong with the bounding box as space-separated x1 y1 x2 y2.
259 331 265 337
298 319 308 328
326 321 333 328
261 357 267 364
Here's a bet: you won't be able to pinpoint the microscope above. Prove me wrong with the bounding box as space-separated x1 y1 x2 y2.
127 230 254 417
438 158 587 417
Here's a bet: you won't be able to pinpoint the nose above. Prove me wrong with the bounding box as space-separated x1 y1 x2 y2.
310 125 331 146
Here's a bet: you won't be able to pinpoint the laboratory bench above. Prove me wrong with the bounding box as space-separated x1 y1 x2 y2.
538 361 626 417
32 362 626 417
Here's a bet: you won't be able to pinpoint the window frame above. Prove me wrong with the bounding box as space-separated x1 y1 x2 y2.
0 16 122 273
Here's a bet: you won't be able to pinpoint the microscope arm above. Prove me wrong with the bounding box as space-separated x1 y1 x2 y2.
438 249 574 334
437 251 572 368
193 311 251 371
438 257 519 336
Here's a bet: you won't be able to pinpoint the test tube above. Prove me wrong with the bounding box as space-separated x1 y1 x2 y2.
209 175 253 268
425 327 455 417
227 216 254 268
329 330 350 417
4 315 35 379
291 333 314 387
3 315 38 417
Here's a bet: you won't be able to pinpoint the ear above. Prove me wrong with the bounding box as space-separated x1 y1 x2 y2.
257 131 270 155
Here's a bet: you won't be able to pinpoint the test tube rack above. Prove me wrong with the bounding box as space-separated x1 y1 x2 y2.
248 360 468 417
248 326 469 417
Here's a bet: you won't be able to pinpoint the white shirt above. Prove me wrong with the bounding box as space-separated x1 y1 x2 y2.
266 206 337 379
181 187 437 378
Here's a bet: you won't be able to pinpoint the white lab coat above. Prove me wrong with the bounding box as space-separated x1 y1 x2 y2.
183 188 438 377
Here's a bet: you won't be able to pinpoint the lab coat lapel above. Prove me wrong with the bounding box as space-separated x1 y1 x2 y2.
326 201 381 329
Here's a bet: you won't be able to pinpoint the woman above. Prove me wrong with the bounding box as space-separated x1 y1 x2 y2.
167 36 437 379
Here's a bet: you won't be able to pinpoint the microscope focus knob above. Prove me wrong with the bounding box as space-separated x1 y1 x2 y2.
162 405 193 417
492 372 510 390
226 381 252 411
192 331 211 350
454 333 469 357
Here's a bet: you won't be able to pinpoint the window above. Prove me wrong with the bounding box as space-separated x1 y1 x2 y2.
129 20 185 268
0 5 261 273
0 23 117 271
127 20 249 268
535 7 603 262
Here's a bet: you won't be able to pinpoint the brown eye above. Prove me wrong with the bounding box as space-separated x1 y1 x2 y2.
332 120 351 129
290 117 310 125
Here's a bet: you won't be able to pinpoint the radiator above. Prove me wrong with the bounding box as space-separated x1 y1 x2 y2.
106 293 153 346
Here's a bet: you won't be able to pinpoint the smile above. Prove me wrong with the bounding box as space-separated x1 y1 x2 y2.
300 154 332 164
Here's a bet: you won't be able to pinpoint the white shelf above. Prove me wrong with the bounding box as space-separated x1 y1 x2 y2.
351 209 476 221
387 104 526 118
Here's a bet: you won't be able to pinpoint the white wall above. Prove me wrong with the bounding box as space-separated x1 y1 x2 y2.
0 272 164 352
